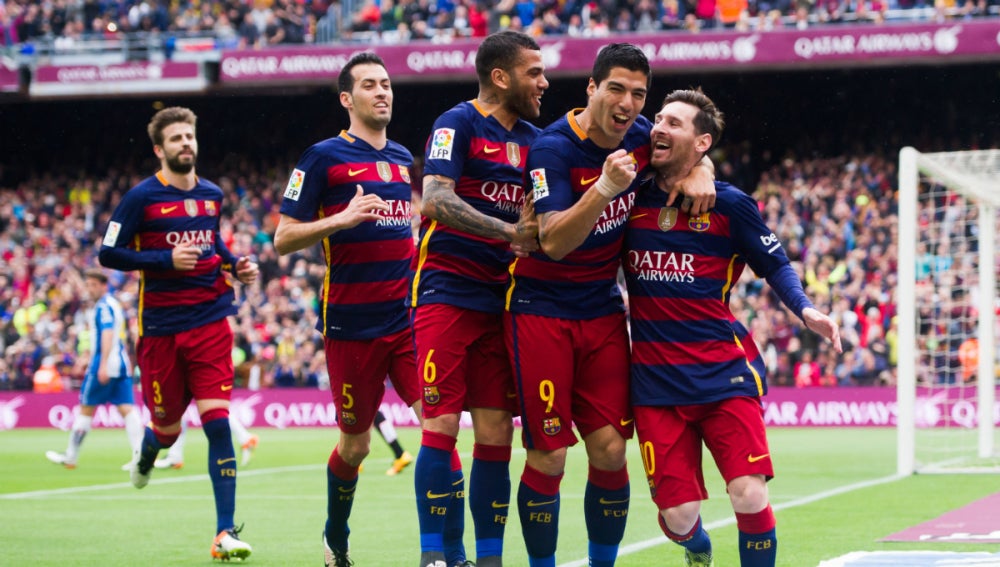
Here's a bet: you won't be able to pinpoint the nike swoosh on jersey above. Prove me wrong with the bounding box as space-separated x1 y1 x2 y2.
629 214 647 220
426 490 451 499
161 205 178 214
348 168 368 176
221 384 233 391
483 146 501 154
580 175 599 186
747 453 770 463
216 457 236 465
620 418 634 427
525 499 557 507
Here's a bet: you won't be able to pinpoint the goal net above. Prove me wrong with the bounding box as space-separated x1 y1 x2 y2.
897 147 1000 475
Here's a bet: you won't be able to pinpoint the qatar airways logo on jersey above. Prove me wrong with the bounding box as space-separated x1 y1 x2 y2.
627 249 696 283
166 229 214 251
373 199 412 228
481 181 526 215
593 193 635 235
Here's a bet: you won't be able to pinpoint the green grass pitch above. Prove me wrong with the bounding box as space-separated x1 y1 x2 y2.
2 426 995 566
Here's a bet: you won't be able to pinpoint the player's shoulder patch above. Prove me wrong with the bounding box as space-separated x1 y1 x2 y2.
284 168 305 201
530 168 549 201
103 221 122 247
427 128 456 161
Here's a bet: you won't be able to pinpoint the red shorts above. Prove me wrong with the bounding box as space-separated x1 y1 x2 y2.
324 327 419 434
505 311 632 451
136 317 234 427
634 396 774 511
411 303 516 419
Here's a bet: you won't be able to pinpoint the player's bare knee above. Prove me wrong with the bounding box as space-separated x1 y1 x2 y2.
424 413 461 438
663 502 701 535
728 475 769 512
583 428 627 470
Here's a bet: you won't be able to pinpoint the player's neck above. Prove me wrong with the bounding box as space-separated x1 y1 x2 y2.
574 108 619 150
348 124 387 150
476 90 517 131
161 168 197 191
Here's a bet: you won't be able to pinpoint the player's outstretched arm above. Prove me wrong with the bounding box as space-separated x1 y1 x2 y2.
274 185 388 255
421 174 526 243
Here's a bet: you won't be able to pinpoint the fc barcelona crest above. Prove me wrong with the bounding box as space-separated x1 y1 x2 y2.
688 213 711 232
377 161 393 182
423 386 441 405
184 199 198 217
542 417 561 436
399 165 411 184
205 200 217 216
340 411 357 426
657 207 678 231
506 142 521 168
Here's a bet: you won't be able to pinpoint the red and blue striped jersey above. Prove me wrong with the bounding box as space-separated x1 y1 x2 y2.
624 180 808 405
507 110 651 320
280 131 415 340
98 172 238 337
412 100 540 314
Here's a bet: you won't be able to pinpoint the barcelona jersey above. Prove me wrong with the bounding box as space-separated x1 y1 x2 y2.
507 110 651 320
412 100 540 313
99 172 237 337
624 180 809 405
280 131 415 341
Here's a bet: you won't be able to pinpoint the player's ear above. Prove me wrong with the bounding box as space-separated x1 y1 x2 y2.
339 90 352 111
490 67 509 91
695 133 712 154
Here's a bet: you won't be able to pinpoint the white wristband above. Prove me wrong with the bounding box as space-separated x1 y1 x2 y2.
593 174 626 199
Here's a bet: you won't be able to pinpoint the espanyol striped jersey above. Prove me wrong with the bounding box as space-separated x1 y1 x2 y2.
507 110 651 320
88 292 132 380
280 131 414 340
624 180 807 405
412 100 540 314
99 172 237 337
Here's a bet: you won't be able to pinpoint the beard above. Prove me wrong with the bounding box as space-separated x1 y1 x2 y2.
165 152 196 174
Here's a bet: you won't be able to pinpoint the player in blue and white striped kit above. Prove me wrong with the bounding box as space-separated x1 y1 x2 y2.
46 268 143 469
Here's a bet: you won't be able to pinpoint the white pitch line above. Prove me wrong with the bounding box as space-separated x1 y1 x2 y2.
556 473 906 567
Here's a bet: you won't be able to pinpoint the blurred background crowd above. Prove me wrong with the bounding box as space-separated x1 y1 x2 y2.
2 0 999 53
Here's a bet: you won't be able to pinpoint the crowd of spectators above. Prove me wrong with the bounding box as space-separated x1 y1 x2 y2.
1 130 993 393
2 0 998 53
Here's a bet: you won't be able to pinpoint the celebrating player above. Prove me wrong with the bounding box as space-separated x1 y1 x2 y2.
99 106 258 561
410 30 546 567
273 52 421 567
505 44 715 567
624 88 842 567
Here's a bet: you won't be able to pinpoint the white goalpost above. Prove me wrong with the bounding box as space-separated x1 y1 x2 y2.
897 147 999 475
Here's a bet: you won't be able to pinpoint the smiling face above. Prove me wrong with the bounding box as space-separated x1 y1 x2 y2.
503 47 548 120
155 122 198 174
342 62 393 131
586 66 648 148
650 100 711 175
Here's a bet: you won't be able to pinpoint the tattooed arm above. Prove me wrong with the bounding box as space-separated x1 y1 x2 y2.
421 174 538 249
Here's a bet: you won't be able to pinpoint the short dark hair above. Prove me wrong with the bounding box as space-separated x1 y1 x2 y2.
147 107 196 147
592 43 650 89
83 268 108 284
338 52 387 94
475 30 541 86
661 87 725 151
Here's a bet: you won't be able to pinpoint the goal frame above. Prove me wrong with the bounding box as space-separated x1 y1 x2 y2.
897 146 998 475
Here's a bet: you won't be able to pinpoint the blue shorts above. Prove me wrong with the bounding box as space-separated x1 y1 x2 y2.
80 374 135 407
